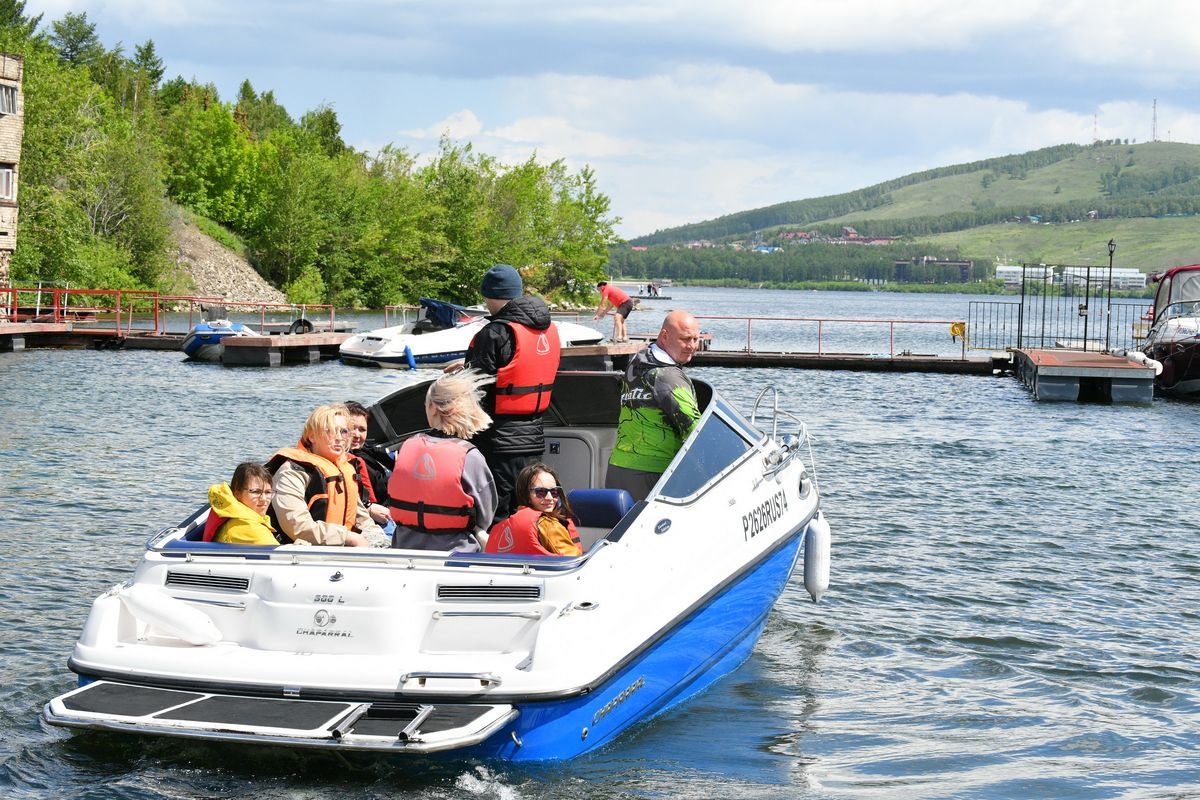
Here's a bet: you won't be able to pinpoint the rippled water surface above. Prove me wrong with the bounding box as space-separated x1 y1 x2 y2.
2 288 1197 799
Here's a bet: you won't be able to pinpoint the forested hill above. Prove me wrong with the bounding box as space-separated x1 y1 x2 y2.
630 141 1200 246
0 5 619 307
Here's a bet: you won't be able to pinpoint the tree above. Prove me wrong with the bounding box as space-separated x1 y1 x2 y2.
0 0 41 39
234 81 293 140
132 39 164 87
50 11 102 66
300 104 345 158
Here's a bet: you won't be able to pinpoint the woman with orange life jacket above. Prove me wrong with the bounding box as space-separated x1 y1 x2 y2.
389 369 498 552
267 403 387 547
203 462 277 545
486 462 582 557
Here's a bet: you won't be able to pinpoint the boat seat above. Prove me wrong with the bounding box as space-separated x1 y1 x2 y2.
569 488 634 551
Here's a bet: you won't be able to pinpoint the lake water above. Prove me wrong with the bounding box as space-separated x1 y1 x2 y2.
1 287 1197 799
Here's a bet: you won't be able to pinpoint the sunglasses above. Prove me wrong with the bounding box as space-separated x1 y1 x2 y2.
531 486 563 500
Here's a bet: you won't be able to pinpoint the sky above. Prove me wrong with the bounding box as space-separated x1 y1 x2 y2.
25 1 1200 239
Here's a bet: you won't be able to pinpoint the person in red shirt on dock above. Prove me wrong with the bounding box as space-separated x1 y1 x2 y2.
593 280 633 343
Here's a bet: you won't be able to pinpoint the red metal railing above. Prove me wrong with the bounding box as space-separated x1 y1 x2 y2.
157 295 337 334
1 287 341 337
691 314 969 358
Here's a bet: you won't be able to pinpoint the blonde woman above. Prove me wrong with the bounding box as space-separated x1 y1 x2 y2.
388 370 498 552
267 403 387 547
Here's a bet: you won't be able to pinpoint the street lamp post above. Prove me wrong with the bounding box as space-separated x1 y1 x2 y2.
1105 239 1116 351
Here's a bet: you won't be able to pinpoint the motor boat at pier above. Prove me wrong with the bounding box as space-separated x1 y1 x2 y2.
43 372 830 761
1141 264 1200 396
181 319 256 362
340 298 603 369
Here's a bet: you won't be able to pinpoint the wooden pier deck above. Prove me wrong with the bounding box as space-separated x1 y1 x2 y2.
1012 348 1154 402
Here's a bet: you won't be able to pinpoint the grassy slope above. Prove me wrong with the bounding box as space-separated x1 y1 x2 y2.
914 215 1200 270
822 142 1200 224
766 141 1200 269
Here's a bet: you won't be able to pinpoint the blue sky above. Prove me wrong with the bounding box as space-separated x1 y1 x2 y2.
27 1 1200 238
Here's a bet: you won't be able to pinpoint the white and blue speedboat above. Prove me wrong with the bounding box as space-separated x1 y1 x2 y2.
43 371 829 760
340 297 602 369
181 319 256 362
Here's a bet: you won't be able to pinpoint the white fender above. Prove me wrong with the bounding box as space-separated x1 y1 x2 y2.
803 512 831 603
1125 350 1163 376
117 584 221 645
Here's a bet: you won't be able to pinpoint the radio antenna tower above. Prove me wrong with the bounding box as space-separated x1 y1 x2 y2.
1153 99 1158 142
1093 112 1098 143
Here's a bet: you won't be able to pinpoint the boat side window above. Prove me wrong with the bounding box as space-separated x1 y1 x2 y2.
658 411 753 500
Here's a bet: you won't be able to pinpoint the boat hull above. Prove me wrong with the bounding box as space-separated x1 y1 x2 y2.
182 323 253 362
478 525 803 761
44 523 805 760
1144 340 1200 396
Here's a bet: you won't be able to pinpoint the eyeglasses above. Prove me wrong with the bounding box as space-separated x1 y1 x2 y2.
531 486 563 500
328 428 350 439
246 488 273 498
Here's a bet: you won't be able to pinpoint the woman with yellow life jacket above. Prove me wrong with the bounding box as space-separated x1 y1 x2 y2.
389 370 498 552
486 463 582 557
203 462 277 545
267 403 387 547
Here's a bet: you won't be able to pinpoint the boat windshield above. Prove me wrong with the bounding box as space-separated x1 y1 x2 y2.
1155 270 1200 319
1158 300 1200 323
658 401 758 502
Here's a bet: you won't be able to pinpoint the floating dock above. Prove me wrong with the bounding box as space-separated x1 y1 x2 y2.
1012 348 1154 402
689 350 1005 375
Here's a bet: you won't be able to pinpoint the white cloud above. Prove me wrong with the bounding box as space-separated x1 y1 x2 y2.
400 109 484 140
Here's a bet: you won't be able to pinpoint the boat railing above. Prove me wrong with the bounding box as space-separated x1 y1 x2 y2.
683 314 970 358
383 304 421 328
1156 301 1200 323
145 525 608 572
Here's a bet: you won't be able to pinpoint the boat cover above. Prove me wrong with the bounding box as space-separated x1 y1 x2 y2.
419 298 473 329
44 680 515 753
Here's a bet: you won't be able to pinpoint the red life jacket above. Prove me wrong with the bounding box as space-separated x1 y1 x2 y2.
492 321 560 416
486 506 581 556
200 511 226 542
265 445 359 536
347 453 376 504
388 434 476 532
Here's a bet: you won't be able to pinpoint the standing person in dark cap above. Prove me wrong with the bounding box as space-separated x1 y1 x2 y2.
445 263 560 523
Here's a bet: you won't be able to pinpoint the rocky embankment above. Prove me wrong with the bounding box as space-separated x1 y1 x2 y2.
171 215 286 305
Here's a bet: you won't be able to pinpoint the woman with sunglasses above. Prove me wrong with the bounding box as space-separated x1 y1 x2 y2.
486 463 582 557
267 403 386 547
203 462 277 545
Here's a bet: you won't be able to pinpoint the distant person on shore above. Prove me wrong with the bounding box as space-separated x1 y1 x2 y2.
344 400 392 526
389 370 498 552
445 264 561 524
594 280 633 343
204 462 278 546
605 310 702 502
267 403 388 547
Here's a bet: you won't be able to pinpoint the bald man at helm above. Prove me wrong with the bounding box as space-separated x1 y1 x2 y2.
605 310 702 502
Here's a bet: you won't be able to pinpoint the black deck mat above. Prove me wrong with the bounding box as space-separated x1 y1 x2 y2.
419 704 491 734
155 695 352 731
61 682 205 717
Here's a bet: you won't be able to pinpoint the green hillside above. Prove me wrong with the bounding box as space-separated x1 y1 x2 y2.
628 141 1200 270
